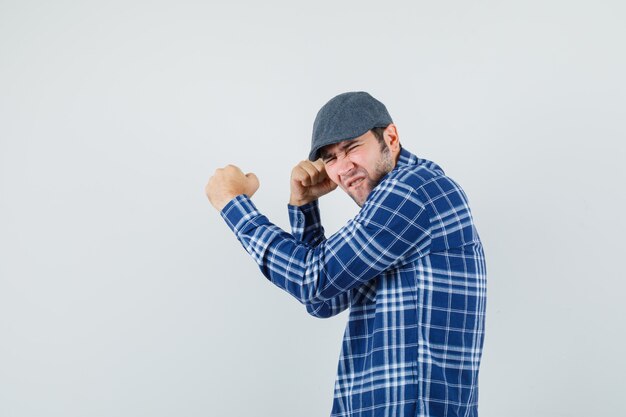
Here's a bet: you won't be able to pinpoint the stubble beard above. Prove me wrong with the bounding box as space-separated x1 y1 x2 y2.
349 146 394 207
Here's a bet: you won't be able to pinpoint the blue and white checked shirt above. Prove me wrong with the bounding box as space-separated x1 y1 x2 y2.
220 147 487 417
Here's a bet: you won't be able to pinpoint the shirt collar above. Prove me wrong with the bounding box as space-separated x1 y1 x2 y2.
395 146 419 168
394 146 445 175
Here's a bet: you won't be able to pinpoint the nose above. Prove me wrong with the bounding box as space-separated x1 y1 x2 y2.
337 156 355 177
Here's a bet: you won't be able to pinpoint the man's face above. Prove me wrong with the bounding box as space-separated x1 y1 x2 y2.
320 130 395 207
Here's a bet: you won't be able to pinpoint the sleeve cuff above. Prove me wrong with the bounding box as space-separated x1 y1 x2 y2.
288 199 320 229
220 194 261 236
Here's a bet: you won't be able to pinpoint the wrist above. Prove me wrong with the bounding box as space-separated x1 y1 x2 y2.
215 193 241 212
289 196 314 206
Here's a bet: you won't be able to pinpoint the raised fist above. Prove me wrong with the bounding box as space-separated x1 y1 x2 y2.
205 164 260 211
289 159 337 206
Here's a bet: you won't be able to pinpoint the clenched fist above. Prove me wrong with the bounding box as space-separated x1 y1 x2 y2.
290 159 337 206
205 164 260 211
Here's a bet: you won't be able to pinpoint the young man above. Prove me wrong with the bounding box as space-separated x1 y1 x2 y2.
205 92 487 417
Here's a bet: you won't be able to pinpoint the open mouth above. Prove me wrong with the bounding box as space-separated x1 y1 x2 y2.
347 177 365 188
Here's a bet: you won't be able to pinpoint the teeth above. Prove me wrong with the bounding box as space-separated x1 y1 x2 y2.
350 178 364 187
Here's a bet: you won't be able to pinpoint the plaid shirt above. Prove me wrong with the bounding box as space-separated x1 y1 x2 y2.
221 147 487 417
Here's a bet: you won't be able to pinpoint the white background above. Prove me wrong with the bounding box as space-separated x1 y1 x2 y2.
1 1 625 416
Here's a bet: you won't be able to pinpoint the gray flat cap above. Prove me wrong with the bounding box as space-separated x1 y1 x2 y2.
309 91 393 161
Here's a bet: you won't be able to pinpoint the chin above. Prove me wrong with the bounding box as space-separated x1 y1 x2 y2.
348 187 372 207
343 177 378 207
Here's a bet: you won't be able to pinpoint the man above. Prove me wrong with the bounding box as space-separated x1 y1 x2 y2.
205 92 487 417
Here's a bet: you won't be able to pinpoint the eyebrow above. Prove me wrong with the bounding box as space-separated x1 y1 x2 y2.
320 139 359 160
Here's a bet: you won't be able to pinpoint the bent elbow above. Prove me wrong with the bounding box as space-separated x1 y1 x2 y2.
305 302 333 319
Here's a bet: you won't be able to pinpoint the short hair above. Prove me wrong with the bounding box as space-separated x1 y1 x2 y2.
371 125 389 150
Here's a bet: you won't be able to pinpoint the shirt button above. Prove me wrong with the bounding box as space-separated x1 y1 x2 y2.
298 216 303 223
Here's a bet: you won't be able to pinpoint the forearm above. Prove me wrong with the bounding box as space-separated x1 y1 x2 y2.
288 200 325 247
224 195 376 304
221 181 431 306
222 197 335 304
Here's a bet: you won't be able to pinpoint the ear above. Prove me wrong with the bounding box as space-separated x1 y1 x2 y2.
383 124 400 152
